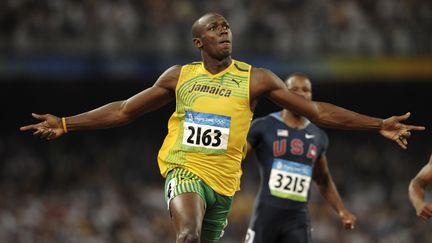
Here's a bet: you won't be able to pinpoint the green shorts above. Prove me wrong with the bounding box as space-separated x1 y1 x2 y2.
164 168 233 243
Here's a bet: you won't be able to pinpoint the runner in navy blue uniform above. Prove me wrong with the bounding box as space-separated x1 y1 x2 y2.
244 73 356 243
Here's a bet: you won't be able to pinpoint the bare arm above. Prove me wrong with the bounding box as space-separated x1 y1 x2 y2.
250 68 425 149
250 68 380 129
313 154 356 229
409 154 432 220
65 66 179 131
20 65 180 139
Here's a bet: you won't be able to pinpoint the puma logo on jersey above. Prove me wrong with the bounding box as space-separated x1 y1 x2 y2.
305 134 315 139
231 79 241 87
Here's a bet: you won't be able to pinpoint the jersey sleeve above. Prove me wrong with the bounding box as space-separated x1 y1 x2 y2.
247 118 265 148
319 129 329 156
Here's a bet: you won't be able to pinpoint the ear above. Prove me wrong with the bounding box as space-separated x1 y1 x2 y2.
193 38 203 49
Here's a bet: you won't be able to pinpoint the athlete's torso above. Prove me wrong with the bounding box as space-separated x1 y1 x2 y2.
248 112 328 209
158 60 253 196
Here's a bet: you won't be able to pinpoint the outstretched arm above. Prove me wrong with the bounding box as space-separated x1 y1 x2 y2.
250 68 425 149
20 65 180 140
313 154 357 229
409 154 432 220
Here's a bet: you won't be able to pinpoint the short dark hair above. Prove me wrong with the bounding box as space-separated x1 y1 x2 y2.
191 13 224 38
286 72 308 80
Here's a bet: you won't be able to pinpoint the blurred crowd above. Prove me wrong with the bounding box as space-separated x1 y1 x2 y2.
0 130 430 243
0 0 431 58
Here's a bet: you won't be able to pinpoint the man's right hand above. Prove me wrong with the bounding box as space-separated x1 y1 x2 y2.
20 113 65 140
416 202 432 221
339 209 357 230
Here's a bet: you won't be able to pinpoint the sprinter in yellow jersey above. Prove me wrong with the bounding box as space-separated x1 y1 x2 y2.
158 59 253 197
21 13 424 243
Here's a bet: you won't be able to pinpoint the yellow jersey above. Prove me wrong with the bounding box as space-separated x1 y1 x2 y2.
157 60 253 196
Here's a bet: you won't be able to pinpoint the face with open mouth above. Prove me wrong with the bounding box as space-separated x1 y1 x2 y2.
219 39 231 47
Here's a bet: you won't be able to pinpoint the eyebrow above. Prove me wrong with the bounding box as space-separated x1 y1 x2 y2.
207 21 218 27
206 19 228 27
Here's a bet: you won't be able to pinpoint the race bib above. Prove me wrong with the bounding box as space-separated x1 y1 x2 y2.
268 159 312 202
183 111 231 151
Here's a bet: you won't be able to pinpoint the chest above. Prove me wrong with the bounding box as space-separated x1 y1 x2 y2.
264 128 321 162
178 74 247 98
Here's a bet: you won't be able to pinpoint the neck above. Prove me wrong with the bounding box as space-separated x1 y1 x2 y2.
201 53 232 74
281 109 307 129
